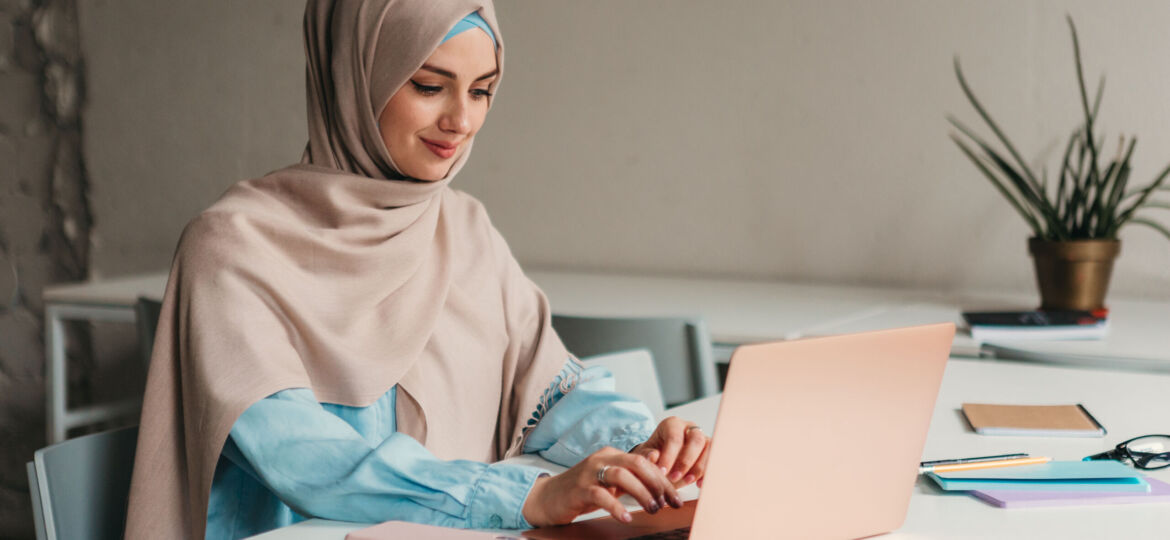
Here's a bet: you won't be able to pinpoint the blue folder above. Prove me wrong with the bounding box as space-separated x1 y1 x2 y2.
927 461 1150 492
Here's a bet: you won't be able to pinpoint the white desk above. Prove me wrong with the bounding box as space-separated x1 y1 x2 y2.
902 358 1170 538
978 297 1170 373
529 272 1170 368
527 270 936 345
254 358 1170 540
40 269 1170 441
815 291 1170 373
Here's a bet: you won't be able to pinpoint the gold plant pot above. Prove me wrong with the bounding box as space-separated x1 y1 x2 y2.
1028 237 1120 311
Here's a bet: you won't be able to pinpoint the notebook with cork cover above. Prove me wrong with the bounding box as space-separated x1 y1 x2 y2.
961 403 1106 437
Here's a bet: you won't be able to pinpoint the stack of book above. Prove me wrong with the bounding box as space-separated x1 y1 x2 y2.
961 309 1109 342
926 404 1170 507
926 460 1170 508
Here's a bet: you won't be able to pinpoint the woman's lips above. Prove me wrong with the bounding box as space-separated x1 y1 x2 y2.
421 137 457 159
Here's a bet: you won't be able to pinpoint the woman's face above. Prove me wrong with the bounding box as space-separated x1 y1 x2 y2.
378 29 498 181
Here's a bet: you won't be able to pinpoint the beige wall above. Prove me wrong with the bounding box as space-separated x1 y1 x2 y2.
80 0 1170 299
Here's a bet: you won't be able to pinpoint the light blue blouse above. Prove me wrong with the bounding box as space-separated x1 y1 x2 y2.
205 361 656 539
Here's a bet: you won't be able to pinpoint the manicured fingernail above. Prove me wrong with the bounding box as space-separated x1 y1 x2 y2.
669 471 683 482
669 494 684 508
684 474 696 484
647 502 660 514
621 512 633 523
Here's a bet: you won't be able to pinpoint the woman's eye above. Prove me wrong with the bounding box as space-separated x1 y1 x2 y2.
410 80 442 95
471 88 493 100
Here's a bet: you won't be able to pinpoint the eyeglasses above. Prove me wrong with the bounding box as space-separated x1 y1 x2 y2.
1083 434 1170 470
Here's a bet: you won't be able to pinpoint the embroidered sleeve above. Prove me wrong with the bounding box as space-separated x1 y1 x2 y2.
519 357 657 467
514 357 584 449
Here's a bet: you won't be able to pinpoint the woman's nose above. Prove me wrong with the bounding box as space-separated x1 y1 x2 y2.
438 97 471 134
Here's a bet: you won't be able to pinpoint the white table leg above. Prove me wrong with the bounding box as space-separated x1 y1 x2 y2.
44 302 137 444
45 304 67 444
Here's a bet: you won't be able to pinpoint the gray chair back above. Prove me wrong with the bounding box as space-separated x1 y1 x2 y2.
134 297 163 368
26 426 138 540
552 315 719 406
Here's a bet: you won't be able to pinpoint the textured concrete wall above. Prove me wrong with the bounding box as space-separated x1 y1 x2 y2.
0 0 91 537
79 0 305 277
78 1 1170 301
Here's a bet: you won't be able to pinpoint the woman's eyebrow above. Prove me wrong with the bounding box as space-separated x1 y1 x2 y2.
419 64 499 82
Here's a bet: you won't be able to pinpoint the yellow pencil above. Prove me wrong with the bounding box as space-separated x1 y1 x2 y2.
920 456 1052 474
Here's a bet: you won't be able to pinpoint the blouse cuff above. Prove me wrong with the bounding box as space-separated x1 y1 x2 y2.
612 428 652 453
467 462 545 530
540 420 654 466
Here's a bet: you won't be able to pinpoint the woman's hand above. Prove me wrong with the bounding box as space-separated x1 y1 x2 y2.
522 446 683 527
630 416 711 488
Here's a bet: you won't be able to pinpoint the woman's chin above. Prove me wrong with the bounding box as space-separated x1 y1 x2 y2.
402 164 449 182
417 170 447 182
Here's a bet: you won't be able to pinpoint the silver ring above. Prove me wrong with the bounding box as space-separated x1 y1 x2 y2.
685 425 702 433
598 465 612 488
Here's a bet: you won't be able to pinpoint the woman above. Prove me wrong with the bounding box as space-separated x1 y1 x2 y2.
125 1 710 538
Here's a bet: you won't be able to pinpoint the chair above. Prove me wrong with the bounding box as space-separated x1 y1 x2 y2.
551 314 719 406
134 297 163 369
579 349 667 420
26 425 138 540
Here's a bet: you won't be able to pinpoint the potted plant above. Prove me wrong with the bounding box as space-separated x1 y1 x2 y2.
949 16 1170 311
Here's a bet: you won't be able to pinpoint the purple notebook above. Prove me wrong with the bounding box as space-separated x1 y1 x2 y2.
973 476 1170 508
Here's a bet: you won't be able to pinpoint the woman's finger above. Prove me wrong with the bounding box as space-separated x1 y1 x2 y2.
622 453 683 509
587 485 632 523
629 445 660 467
653 418 686 474
605 466 661 514
681 438 712 485
669 426 707 482
636 447 667 476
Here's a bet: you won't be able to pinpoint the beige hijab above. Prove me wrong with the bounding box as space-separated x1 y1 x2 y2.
124 1 570 538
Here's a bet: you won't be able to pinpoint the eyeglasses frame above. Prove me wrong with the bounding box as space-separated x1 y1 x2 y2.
1084 434 1170 470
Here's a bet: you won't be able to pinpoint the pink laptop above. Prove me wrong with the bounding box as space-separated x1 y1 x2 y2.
525 322 955 540
348 323 955 540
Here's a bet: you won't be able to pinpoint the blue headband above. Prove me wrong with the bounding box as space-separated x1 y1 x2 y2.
441 12 496 46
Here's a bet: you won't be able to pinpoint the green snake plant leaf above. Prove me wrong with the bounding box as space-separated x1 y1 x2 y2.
950 134 1044 235
1069 16 1103 191
1101 162 1133 236
947 116 1064 234
983 149 1066 237
1130 218 1170 242
952 16 1168 244
1112 161 1170 234
1096 138 1137 236
1086 138 1128 233
953 58 1046 192
1122 169 1170 200
1056 127 1082 217
1091 76 1105 122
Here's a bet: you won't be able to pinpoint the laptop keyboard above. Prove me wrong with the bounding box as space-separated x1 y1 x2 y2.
629 526 691 539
